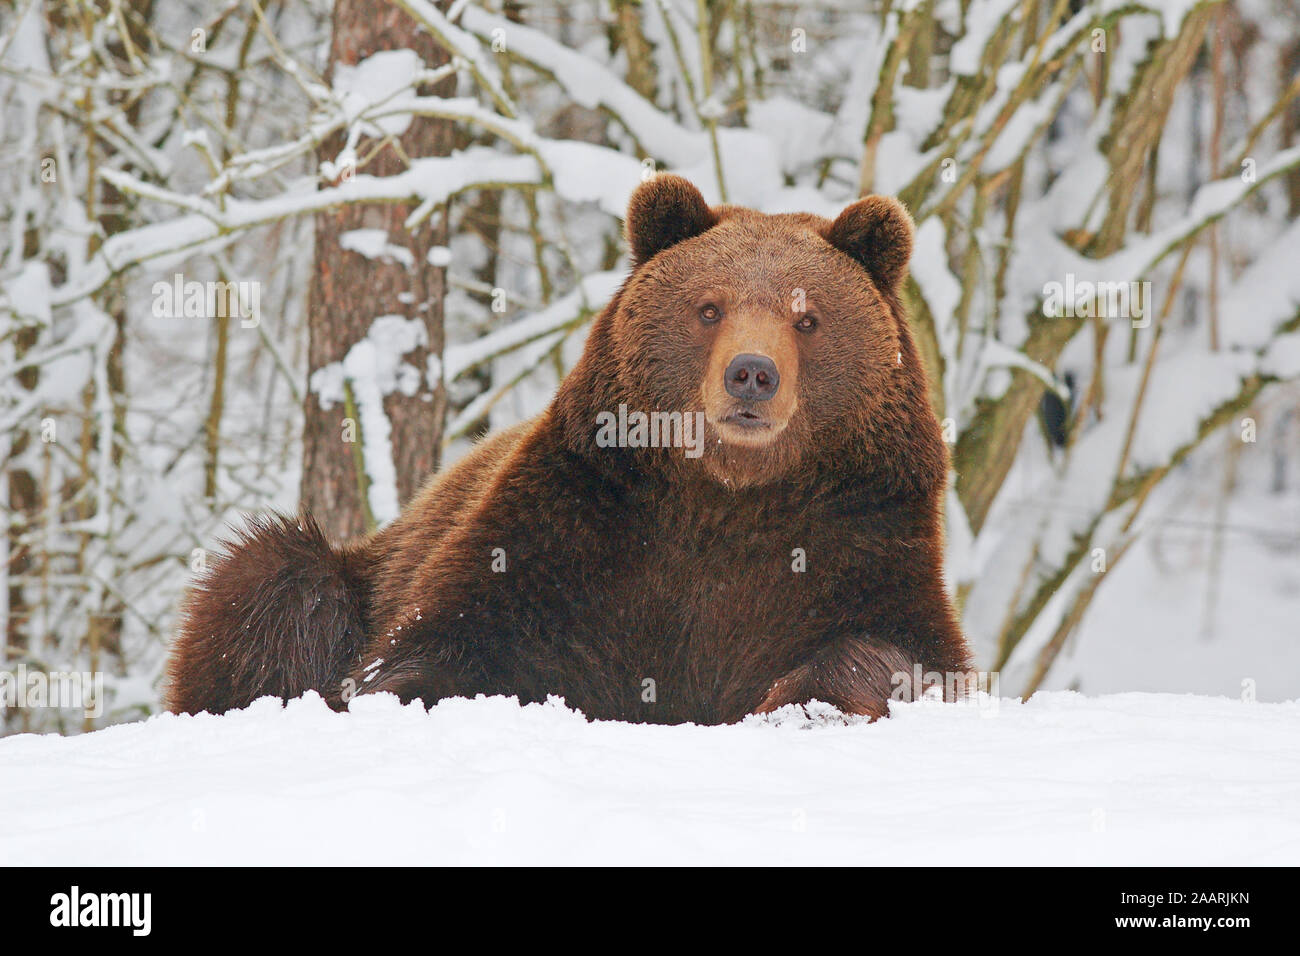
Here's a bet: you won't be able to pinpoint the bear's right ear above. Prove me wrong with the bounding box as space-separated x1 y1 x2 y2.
823 195 914 297
625 174 717 266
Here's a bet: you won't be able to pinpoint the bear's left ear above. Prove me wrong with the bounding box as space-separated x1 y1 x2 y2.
823 196 914 296
625 174 717 266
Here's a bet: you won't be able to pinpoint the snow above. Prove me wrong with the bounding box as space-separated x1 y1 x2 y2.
909 219 961 387
339 228 416 267
950 0 1020 76
984 82 1059 171
1263 335 1300 379
1221 218 1300 350
746 96 836 174
333 49 425 137
873 129 940 197
0 690 1295 865
459 6 700 166
537 140 644 218
1044 501 1300 700
443 270 622 382
1106 144 1300 285
393 0 516 117
61 149 542 308
673 128 784 208
309 315 430 525
0 261 52 329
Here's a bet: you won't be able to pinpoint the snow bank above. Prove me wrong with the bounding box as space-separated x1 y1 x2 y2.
2 692 1295 865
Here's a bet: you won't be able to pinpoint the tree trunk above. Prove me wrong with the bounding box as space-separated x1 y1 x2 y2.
301 0 455 542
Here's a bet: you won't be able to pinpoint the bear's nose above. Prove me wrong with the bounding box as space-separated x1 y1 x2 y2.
724 353 780 401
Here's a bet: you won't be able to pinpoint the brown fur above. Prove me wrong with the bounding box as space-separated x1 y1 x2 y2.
167 175 972 723
167 514 370 715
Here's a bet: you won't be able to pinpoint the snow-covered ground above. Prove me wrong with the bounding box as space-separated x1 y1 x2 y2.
996 412 1300 704
2 690 1296 865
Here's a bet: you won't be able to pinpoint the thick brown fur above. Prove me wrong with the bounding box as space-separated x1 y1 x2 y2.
166 514 370 715
167 175 973 723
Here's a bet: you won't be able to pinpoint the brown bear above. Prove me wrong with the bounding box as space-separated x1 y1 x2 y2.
166 175 973 724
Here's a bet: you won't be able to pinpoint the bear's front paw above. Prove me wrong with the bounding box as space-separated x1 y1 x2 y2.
753 673 808 715
753 667 888 722
752 637 916 721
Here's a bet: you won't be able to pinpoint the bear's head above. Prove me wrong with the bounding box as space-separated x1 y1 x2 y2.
557 174 947 498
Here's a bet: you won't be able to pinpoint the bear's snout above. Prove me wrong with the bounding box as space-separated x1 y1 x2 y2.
724 353 780 402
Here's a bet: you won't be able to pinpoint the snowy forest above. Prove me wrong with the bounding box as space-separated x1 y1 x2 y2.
2 0 1299 734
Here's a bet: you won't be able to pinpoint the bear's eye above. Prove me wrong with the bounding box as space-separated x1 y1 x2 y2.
794 313 818 333
698 304 722 325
